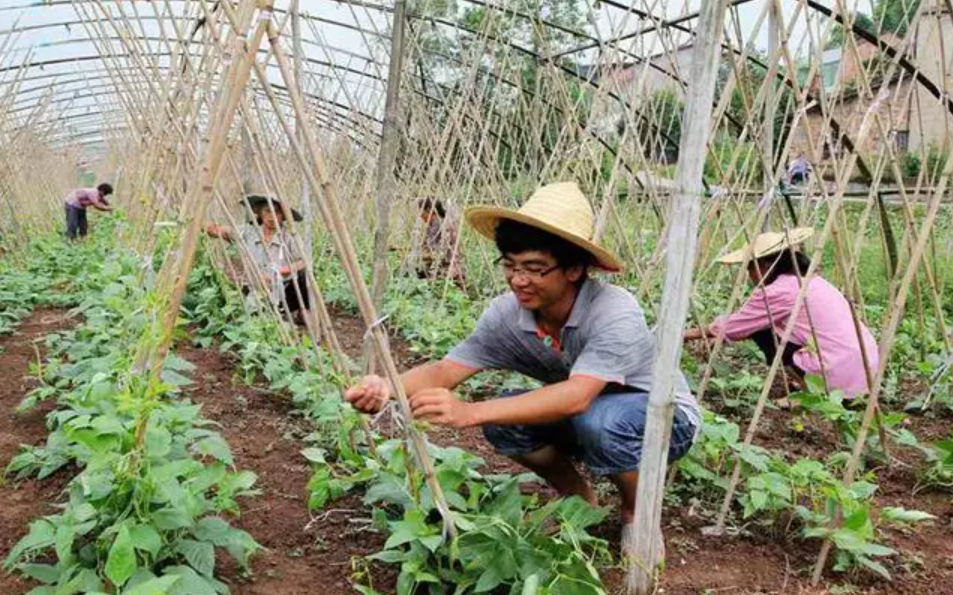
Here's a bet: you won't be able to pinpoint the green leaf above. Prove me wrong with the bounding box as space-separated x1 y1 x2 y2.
191 517 231 546
367 549 407 564
384 509 436 550
130 524 163 558
5 519 55 568
64 567 105 593
749 490 768 513
881 507 936 524
189 464 227 493
152 508 193 531
123 575 181 595
19 563 60 584
556 496 608 530
54 523 76 566
847 481 878 500
856 555 892 580
106 525 138 588
363 475 412 508
474 564 503 593
161 369 193 387
174 539 215 577
300 447 326 463
190 435 233 465
164 356 197 373
145 427 173 459
163 565 227 595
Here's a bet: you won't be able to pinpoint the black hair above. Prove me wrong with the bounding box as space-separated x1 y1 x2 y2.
417 197 446 218
494 219 594 269
757 249 812 286
97 183 114 196
254 205 285 226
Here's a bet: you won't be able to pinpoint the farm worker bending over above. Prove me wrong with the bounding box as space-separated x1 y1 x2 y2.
64 183 113 239
785 153 812 186
204 195 310 324
346 181 701 559
684 228 879 400
416 197 466 288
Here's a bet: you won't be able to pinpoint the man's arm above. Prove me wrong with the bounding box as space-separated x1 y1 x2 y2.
345 358 477 413
204 224 234 241
684 326 717 341
410 375 606 429
278 259 308 278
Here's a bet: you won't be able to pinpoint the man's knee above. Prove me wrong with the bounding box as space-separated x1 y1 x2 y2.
571 395 651 476
482 423 537 456
572 401 644 451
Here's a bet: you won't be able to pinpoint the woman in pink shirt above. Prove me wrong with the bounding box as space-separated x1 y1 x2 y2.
64 183 113 239
684 229 879 399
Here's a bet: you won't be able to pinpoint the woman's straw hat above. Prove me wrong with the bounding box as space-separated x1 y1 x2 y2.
717 227 814 264
465 181 623 272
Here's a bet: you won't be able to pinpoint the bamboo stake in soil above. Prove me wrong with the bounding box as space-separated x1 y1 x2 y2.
140 0 267 369
263 17 457 540
369 0 408 312
811 157 952 585
626 2 729 593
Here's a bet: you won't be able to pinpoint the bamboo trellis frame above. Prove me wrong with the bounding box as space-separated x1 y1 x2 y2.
1 0 952 590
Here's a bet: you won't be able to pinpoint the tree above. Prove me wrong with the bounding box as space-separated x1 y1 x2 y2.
874 0 921 36
826 11 877 49
825 0 921 49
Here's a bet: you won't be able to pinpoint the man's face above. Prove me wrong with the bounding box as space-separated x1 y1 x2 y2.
501 250 583 311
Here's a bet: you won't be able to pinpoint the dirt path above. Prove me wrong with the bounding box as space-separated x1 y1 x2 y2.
0 309 75 594
178 344 393 595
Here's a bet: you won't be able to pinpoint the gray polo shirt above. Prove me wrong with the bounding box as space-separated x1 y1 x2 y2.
239 224 299 274
446 279 701 429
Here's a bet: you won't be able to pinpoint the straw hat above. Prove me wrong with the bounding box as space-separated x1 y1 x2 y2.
242 195 303 222
465 181 623 272
717 227 814 264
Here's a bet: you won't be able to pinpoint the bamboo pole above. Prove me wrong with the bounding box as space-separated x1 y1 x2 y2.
291 0 313 257
368 0 408 368
262 17 456 539
626 2 729 593
139 0 268 374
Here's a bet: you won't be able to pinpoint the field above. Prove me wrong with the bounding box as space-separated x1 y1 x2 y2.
0 200 951 594
2 1 953 593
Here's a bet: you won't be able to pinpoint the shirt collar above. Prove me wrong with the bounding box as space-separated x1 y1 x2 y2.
516 278 594 333
250 227 282 247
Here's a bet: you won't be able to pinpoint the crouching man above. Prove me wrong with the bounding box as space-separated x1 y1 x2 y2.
345 182 700 559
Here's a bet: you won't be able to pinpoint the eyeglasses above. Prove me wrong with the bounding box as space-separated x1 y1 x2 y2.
496 257 561 282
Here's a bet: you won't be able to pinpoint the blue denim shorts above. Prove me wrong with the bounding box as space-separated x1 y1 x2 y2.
482 390 697 476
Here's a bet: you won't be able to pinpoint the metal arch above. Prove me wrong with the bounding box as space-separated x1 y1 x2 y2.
34 99 371 152
3 0 948 175
5 0 952 115
0 53 385 137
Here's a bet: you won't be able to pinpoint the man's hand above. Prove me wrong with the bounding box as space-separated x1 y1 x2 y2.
345 375 391 413
683 327 709 342
409 388 476 429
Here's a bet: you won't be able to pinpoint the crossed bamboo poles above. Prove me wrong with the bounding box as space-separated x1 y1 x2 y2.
1 0 952 590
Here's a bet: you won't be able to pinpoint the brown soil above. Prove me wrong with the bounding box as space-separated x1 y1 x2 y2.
0 309 76 594
176 343 396 595
3 307 950 594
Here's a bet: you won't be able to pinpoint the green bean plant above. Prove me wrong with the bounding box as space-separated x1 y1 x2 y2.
3 235 260 595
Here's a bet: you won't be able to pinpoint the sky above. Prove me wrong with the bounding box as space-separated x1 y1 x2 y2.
0 0 857 152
